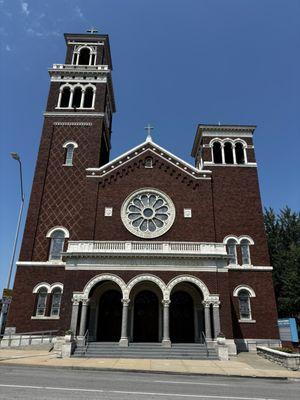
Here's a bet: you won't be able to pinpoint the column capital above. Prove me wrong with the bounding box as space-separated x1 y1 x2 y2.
162 299 171 307
202 300 211 308
209 295 220 308
71 297 80 306
121 298 130 306
82 298 89 306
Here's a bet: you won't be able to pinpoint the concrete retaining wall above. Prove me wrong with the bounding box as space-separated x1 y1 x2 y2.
257 346 300 371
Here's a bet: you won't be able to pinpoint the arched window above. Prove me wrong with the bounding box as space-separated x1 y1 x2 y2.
83 86 94 108
78 47 90 65
224 142 234 164
238 289 252 320
72 87 82 108
50 288 62 316
235 142 245 164
227 239 237 264
212 142 222 164
63 141 78 166
65 144 75 166
48 230 66 260
241 239 251 265
60 86 71 108
145 157 153 168
36 287 48 316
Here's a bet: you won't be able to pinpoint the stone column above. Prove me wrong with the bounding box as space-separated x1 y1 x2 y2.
70 297 80 335
212 301 221 338
194 305 202 342
119 299 130 347
92 89 96 108
162 300 171 347
221 143 225 164
79 299 89 337
80 89 85 108
203 301 212 341
69 88 74 108
232 144 237 164
57 90 62 108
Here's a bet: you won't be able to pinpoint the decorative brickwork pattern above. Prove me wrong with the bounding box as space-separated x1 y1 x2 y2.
32 123 99 261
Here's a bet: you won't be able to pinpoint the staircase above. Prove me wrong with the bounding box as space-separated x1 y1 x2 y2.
73 342 218 360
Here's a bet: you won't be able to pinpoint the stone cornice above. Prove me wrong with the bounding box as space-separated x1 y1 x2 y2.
44 112 104 117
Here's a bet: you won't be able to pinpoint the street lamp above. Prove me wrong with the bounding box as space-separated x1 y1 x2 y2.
0 153 25 335
7 152 25 289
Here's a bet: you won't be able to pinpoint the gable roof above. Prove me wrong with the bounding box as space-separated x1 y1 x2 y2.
86 137 211 180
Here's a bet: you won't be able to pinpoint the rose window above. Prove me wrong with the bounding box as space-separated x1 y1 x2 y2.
121 189 175 238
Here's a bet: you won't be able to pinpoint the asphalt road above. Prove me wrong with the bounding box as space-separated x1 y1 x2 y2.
0 365 299 400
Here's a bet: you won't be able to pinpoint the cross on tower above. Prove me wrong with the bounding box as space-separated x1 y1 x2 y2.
144 123 154 141
87 27 99 34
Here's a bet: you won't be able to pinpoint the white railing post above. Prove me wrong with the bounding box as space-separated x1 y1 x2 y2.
125 242 131 252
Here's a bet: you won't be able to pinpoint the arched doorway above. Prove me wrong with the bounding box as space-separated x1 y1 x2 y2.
133 290 159 342
97 290 122 341
170 291 195 343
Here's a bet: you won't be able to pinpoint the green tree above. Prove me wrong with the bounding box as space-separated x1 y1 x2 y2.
264 207 300 318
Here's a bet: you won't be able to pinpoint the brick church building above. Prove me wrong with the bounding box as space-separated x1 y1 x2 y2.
6 32 279 355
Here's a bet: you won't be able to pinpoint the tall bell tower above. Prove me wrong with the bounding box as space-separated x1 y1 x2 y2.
19 32 116 263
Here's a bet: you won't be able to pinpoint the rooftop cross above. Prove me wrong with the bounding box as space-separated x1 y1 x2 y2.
144 123 154 142
87 27 99 34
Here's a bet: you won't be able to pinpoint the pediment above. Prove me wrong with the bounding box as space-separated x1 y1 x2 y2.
86 138 211 180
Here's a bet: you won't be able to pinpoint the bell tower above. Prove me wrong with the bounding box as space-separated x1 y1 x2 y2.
47 32 115 165
19 31 116 262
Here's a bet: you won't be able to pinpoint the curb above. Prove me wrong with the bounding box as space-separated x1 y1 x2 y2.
0 353 52 362
0 361 291 380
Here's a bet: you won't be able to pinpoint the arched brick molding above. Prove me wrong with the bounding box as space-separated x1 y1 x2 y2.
167 275 210 301
82 274 127 300
126 274 168 300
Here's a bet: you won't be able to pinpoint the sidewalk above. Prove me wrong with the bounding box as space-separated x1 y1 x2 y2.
0 348 299 379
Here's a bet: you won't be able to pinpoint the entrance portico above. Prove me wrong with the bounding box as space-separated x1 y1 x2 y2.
70 273 222 347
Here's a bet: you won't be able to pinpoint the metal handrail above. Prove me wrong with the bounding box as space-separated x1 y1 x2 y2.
82 329 89 355
201 331 209 358
4 330 59 347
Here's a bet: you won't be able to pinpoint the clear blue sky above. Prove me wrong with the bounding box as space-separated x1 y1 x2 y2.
0 0 299 295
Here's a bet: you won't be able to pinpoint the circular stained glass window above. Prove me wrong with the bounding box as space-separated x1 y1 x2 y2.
121 188 176 238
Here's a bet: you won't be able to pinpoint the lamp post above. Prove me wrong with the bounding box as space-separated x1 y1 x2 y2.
0 153 25 335
7 153 25 289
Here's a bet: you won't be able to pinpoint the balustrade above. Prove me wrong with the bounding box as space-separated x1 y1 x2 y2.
66 240 227 256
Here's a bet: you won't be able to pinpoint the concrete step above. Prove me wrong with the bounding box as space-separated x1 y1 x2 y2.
73 342 218 360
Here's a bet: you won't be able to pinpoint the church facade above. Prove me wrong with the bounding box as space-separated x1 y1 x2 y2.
6 32 279 354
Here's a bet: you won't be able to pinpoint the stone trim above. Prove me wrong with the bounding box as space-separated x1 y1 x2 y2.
82 273 127 300
53 122 93 126
127 274 167 300
167 275 210 300
238 319 256 323
233 285 256 298
32 282 63 294
44 112 104 117
65 265 228 272
86 140 212 181
46 226 70 238
203 162 257 168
